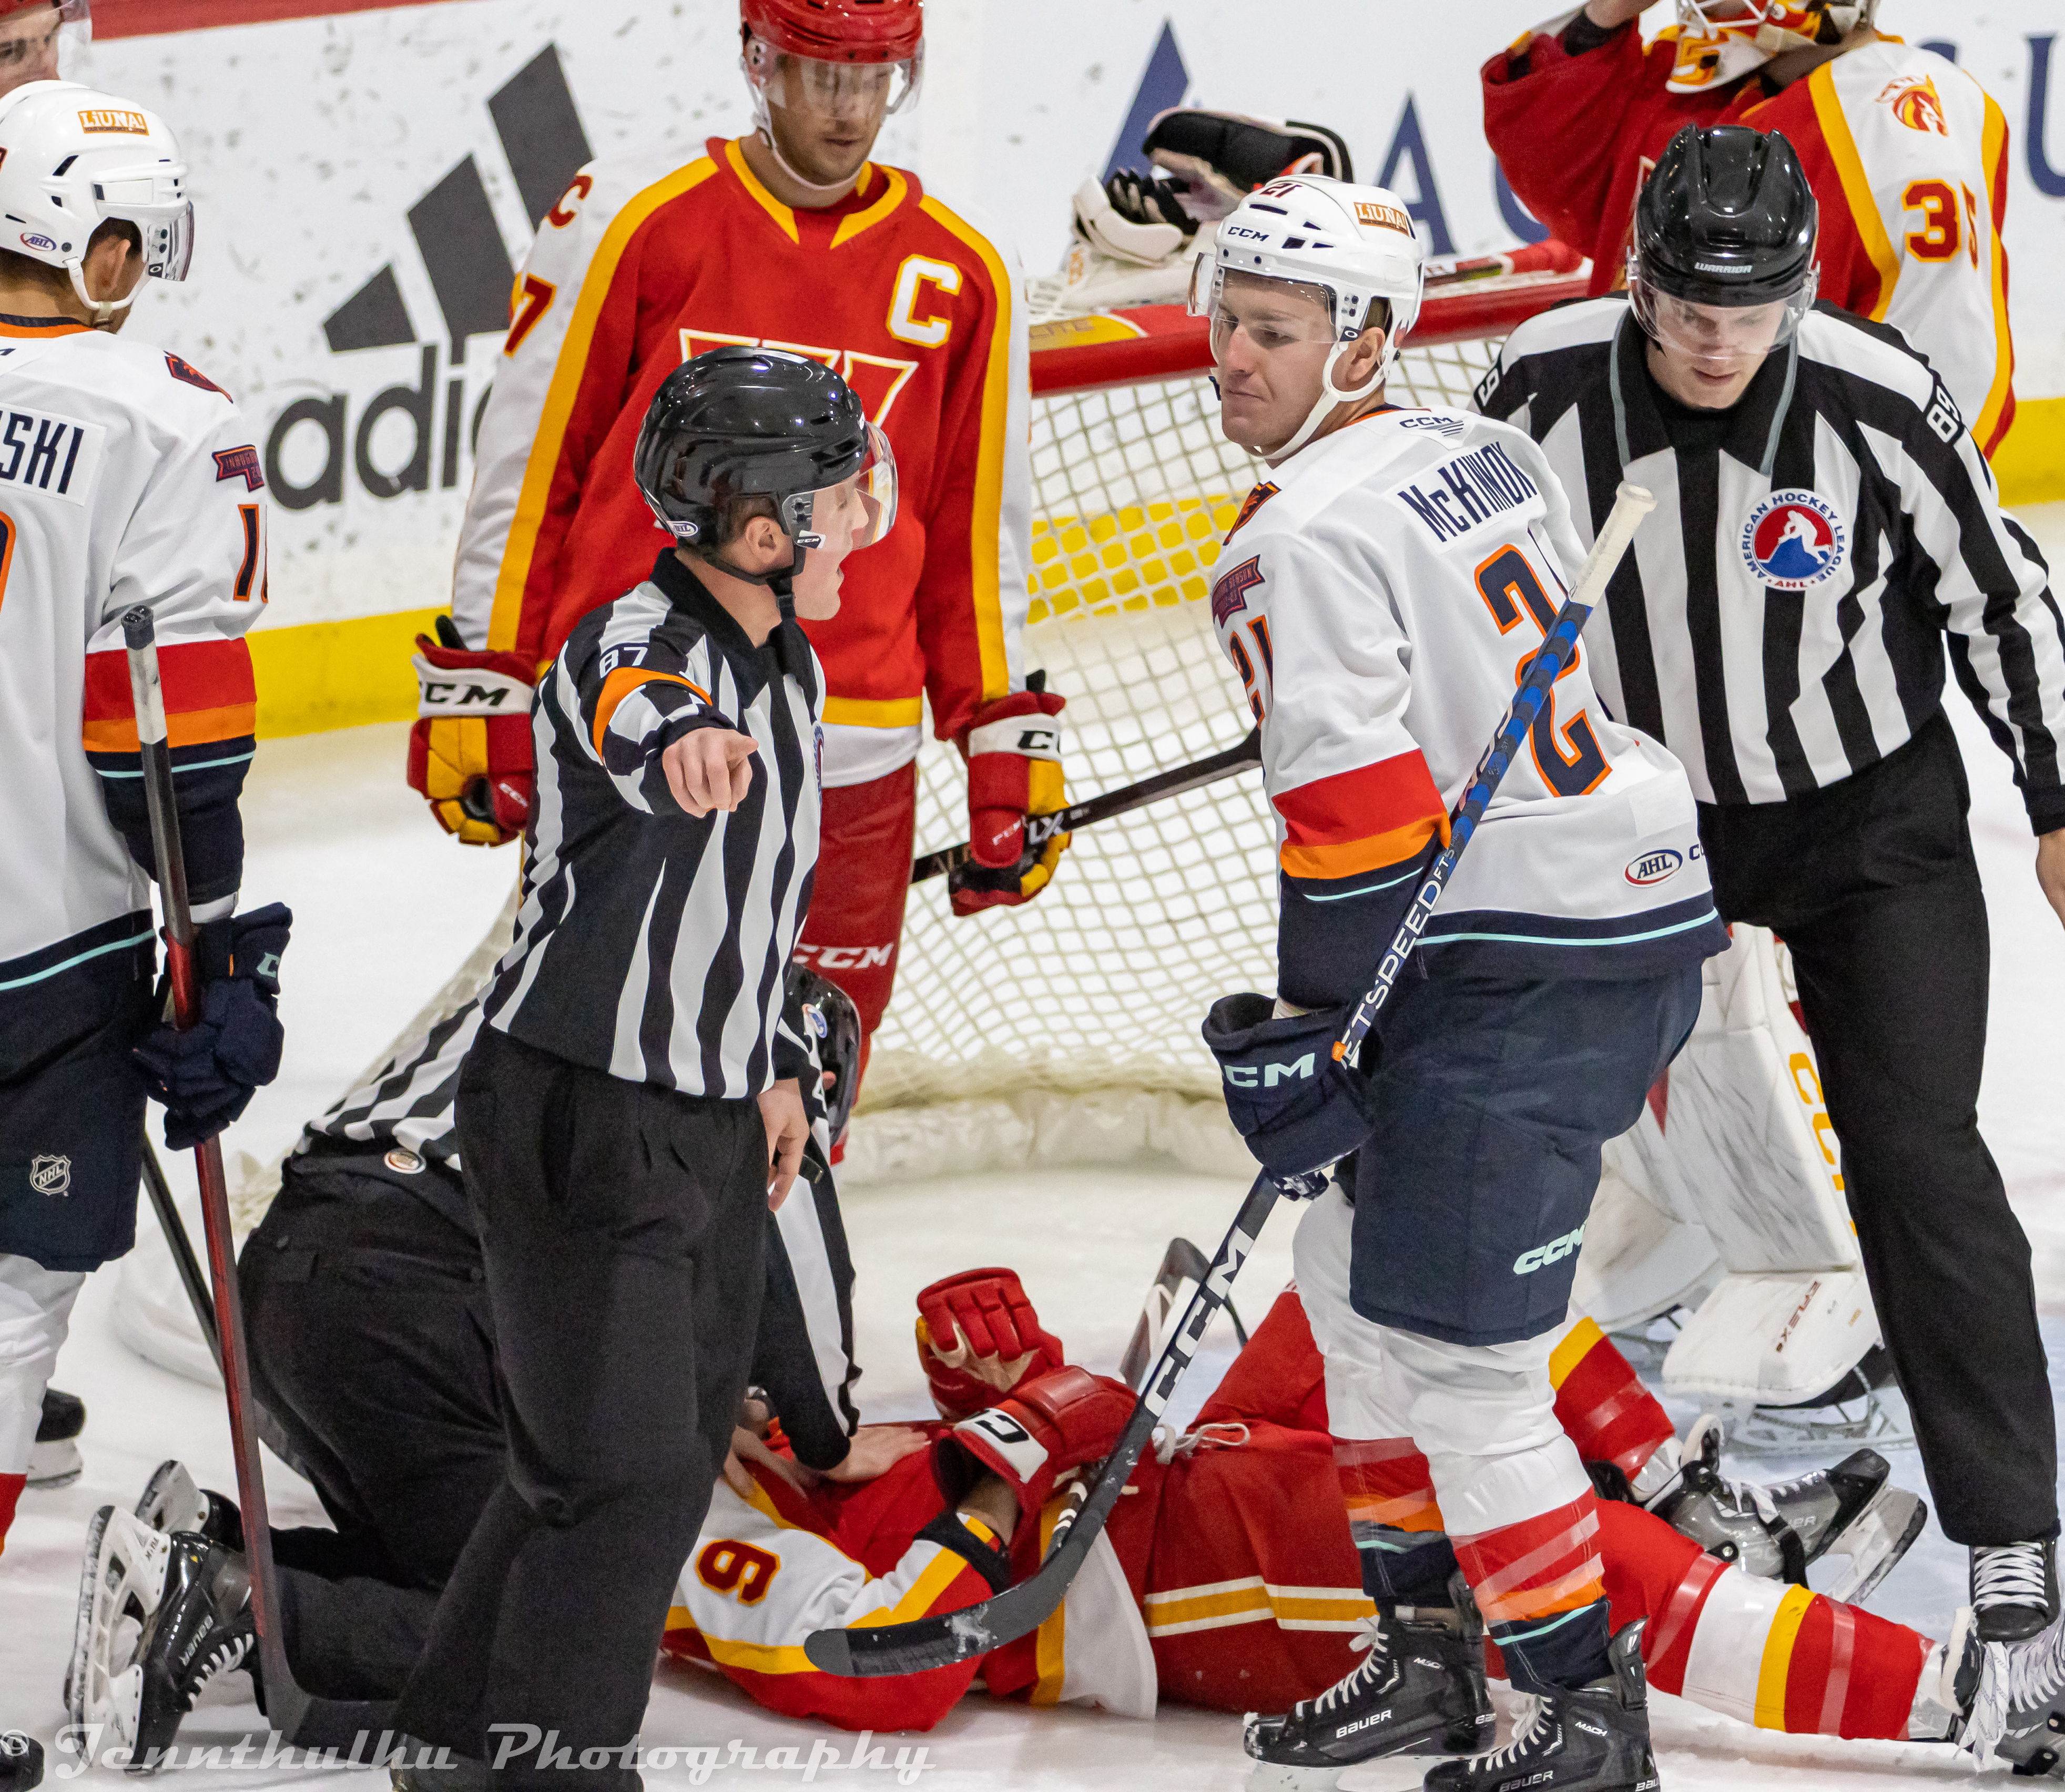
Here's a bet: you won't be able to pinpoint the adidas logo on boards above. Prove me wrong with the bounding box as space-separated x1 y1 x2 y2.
262 46 592 512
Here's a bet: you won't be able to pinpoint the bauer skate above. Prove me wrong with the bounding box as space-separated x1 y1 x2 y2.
1425 1623 1656 1792
134 1459 243 1552
27 1387 84 1488
67 1508 255 1769
1644 1416 1922 1601
1244 1598 1493 1790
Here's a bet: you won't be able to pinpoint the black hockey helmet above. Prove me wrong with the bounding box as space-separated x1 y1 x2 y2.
634 345 897 597
788 965 863 1143
1629 124 1818 367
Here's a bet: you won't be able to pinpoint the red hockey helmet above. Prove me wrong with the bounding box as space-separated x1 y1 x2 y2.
740 0 922 65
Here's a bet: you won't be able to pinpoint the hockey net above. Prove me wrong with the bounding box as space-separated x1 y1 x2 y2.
848 264 1591 1184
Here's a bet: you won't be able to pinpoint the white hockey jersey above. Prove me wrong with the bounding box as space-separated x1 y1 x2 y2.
0 319 267 984
1211 406 1722 1003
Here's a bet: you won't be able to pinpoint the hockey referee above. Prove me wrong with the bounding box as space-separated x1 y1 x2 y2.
394 347 897 1788
1477 125 2065 1645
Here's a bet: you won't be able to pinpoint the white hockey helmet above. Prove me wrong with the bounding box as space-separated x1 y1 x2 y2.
1189 174 1426 457
0 80 191 321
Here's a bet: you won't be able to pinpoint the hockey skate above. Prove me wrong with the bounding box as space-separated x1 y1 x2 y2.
1972 1540 2061 1645
134 1460 242 1552
1244 1599 1493 1790
1424 1623 1656 1792
67 1506 255 1768
26 1387 84 1488
1644 1416 1923 1602
1954 1603 2065 1774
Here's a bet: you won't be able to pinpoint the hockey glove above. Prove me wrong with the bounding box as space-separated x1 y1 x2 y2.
1202 993 1379 1187
933 1366 1136 1516
1072 170 1194 266
916 1267 1067 1419
949 686 1070 916
406 617 537 846
134 904 291 1153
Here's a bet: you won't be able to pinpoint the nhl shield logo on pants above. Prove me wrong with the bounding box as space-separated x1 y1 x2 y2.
29 1155 72 1197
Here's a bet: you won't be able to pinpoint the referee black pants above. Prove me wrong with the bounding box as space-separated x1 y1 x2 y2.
1700 709 2057 1546
395 1028 769 1787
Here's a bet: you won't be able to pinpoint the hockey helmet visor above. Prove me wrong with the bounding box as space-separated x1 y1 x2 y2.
787 419 898 554
741 0 922 123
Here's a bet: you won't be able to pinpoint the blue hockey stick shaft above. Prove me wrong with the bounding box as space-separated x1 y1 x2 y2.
1336 480 1655 1067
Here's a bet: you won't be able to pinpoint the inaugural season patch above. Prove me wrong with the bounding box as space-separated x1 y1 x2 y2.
1740 490 1848 592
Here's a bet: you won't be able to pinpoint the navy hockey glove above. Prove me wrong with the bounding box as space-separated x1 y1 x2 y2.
135 903 291 1152
1202 993 1379 1187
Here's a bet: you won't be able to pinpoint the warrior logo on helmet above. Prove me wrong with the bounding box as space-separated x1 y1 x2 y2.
1740 490 1849 591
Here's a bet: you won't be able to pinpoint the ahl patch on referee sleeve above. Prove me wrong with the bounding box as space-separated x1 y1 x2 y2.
1740 490 1848 591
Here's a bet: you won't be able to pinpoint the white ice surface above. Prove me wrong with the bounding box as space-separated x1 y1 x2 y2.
6 504 2065 1787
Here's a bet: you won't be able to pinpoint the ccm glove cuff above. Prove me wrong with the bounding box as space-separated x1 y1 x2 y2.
1202 992 1378 1186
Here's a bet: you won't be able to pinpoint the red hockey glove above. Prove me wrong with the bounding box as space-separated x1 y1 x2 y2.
950 687 1069 916
933 1366 1136 1514
915 1267 1067 1419
406 625 536 846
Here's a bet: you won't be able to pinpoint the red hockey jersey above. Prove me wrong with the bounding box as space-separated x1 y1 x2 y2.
452 139 1030 788
1484 28 2015 452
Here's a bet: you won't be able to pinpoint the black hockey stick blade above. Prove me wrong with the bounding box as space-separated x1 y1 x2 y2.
1118 1236 1248 1391
804 1170 1281 1677
911 728 1260 884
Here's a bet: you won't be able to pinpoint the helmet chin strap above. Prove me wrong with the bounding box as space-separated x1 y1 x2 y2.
68 262 144 329
700 540 807 623
1265 333 1392 465
748 85 866 205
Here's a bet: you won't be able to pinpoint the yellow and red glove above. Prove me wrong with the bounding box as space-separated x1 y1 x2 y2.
406 623 536 846
949 686 1069 916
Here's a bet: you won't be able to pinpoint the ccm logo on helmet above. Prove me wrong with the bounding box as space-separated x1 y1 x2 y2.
1514 1224 1585 1277
1224 1053 1314 1090
1624 848 1683 887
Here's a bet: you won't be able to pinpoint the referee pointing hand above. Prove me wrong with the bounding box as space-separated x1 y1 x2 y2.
1479 126 2065 1646
395 348 897 1787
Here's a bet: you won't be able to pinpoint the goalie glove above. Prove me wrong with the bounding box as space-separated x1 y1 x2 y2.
406 616 537 847
1140 108 1354 223
916 1267 1067 1419
950 685 1069 915
1072 170 1195 267
933 1366 1136 1516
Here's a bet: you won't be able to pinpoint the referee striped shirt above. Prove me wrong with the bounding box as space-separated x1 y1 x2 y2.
483 551 822 1096
1474 299 2065 831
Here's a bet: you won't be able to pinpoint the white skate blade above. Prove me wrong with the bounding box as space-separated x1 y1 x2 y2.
28 1437 83 1488
75 1508 174 1752
1820 1484 1928 1605
134 1460 207 1538
66 1505 113 1726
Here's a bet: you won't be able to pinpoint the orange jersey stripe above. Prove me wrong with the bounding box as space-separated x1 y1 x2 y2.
590 666 711 757
82 639 256 752
1274 750 1449 881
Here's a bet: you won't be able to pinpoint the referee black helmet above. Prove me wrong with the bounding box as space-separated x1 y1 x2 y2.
1632 124 1818 310
635 345 897 589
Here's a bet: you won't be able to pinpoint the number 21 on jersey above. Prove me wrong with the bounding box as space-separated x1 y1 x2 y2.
1474 542 1609 798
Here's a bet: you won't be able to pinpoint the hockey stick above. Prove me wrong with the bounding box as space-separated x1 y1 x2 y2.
1118 1236 1248 1393
140 1140 222 1373
910 728 1260 884
123 609 380 1748
805 481 1657 1679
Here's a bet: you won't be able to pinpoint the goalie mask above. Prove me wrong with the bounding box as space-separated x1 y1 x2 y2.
1629 125 1818 372
0 80 191 322
1190 174 1425 460
635 346 898 605
1664 0 1875 92
740 0 922 198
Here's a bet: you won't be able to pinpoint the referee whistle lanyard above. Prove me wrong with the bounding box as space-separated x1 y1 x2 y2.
1608 307 1800 481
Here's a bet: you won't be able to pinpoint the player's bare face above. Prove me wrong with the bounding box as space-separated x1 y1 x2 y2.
0 5 60 96
766 56 892 190
1210 274 1337 455
1643 292 1787 410
791 476 874 620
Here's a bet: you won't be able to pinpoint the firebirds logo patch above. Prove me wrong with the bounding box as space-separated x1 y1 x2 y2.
1740 490 1849 592
1877 75 1948 136
1210 555 1265 627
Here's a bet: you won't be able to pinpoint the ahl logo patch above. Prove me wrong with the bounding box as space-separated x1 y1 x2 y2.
1210 555 1265 627
1741 490 1848 592
1624 847 1682 887
29 1154 72 1197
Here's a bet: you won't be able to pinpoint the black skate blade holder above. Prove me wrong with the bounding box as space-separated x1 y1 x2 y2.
123 609 385 1750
